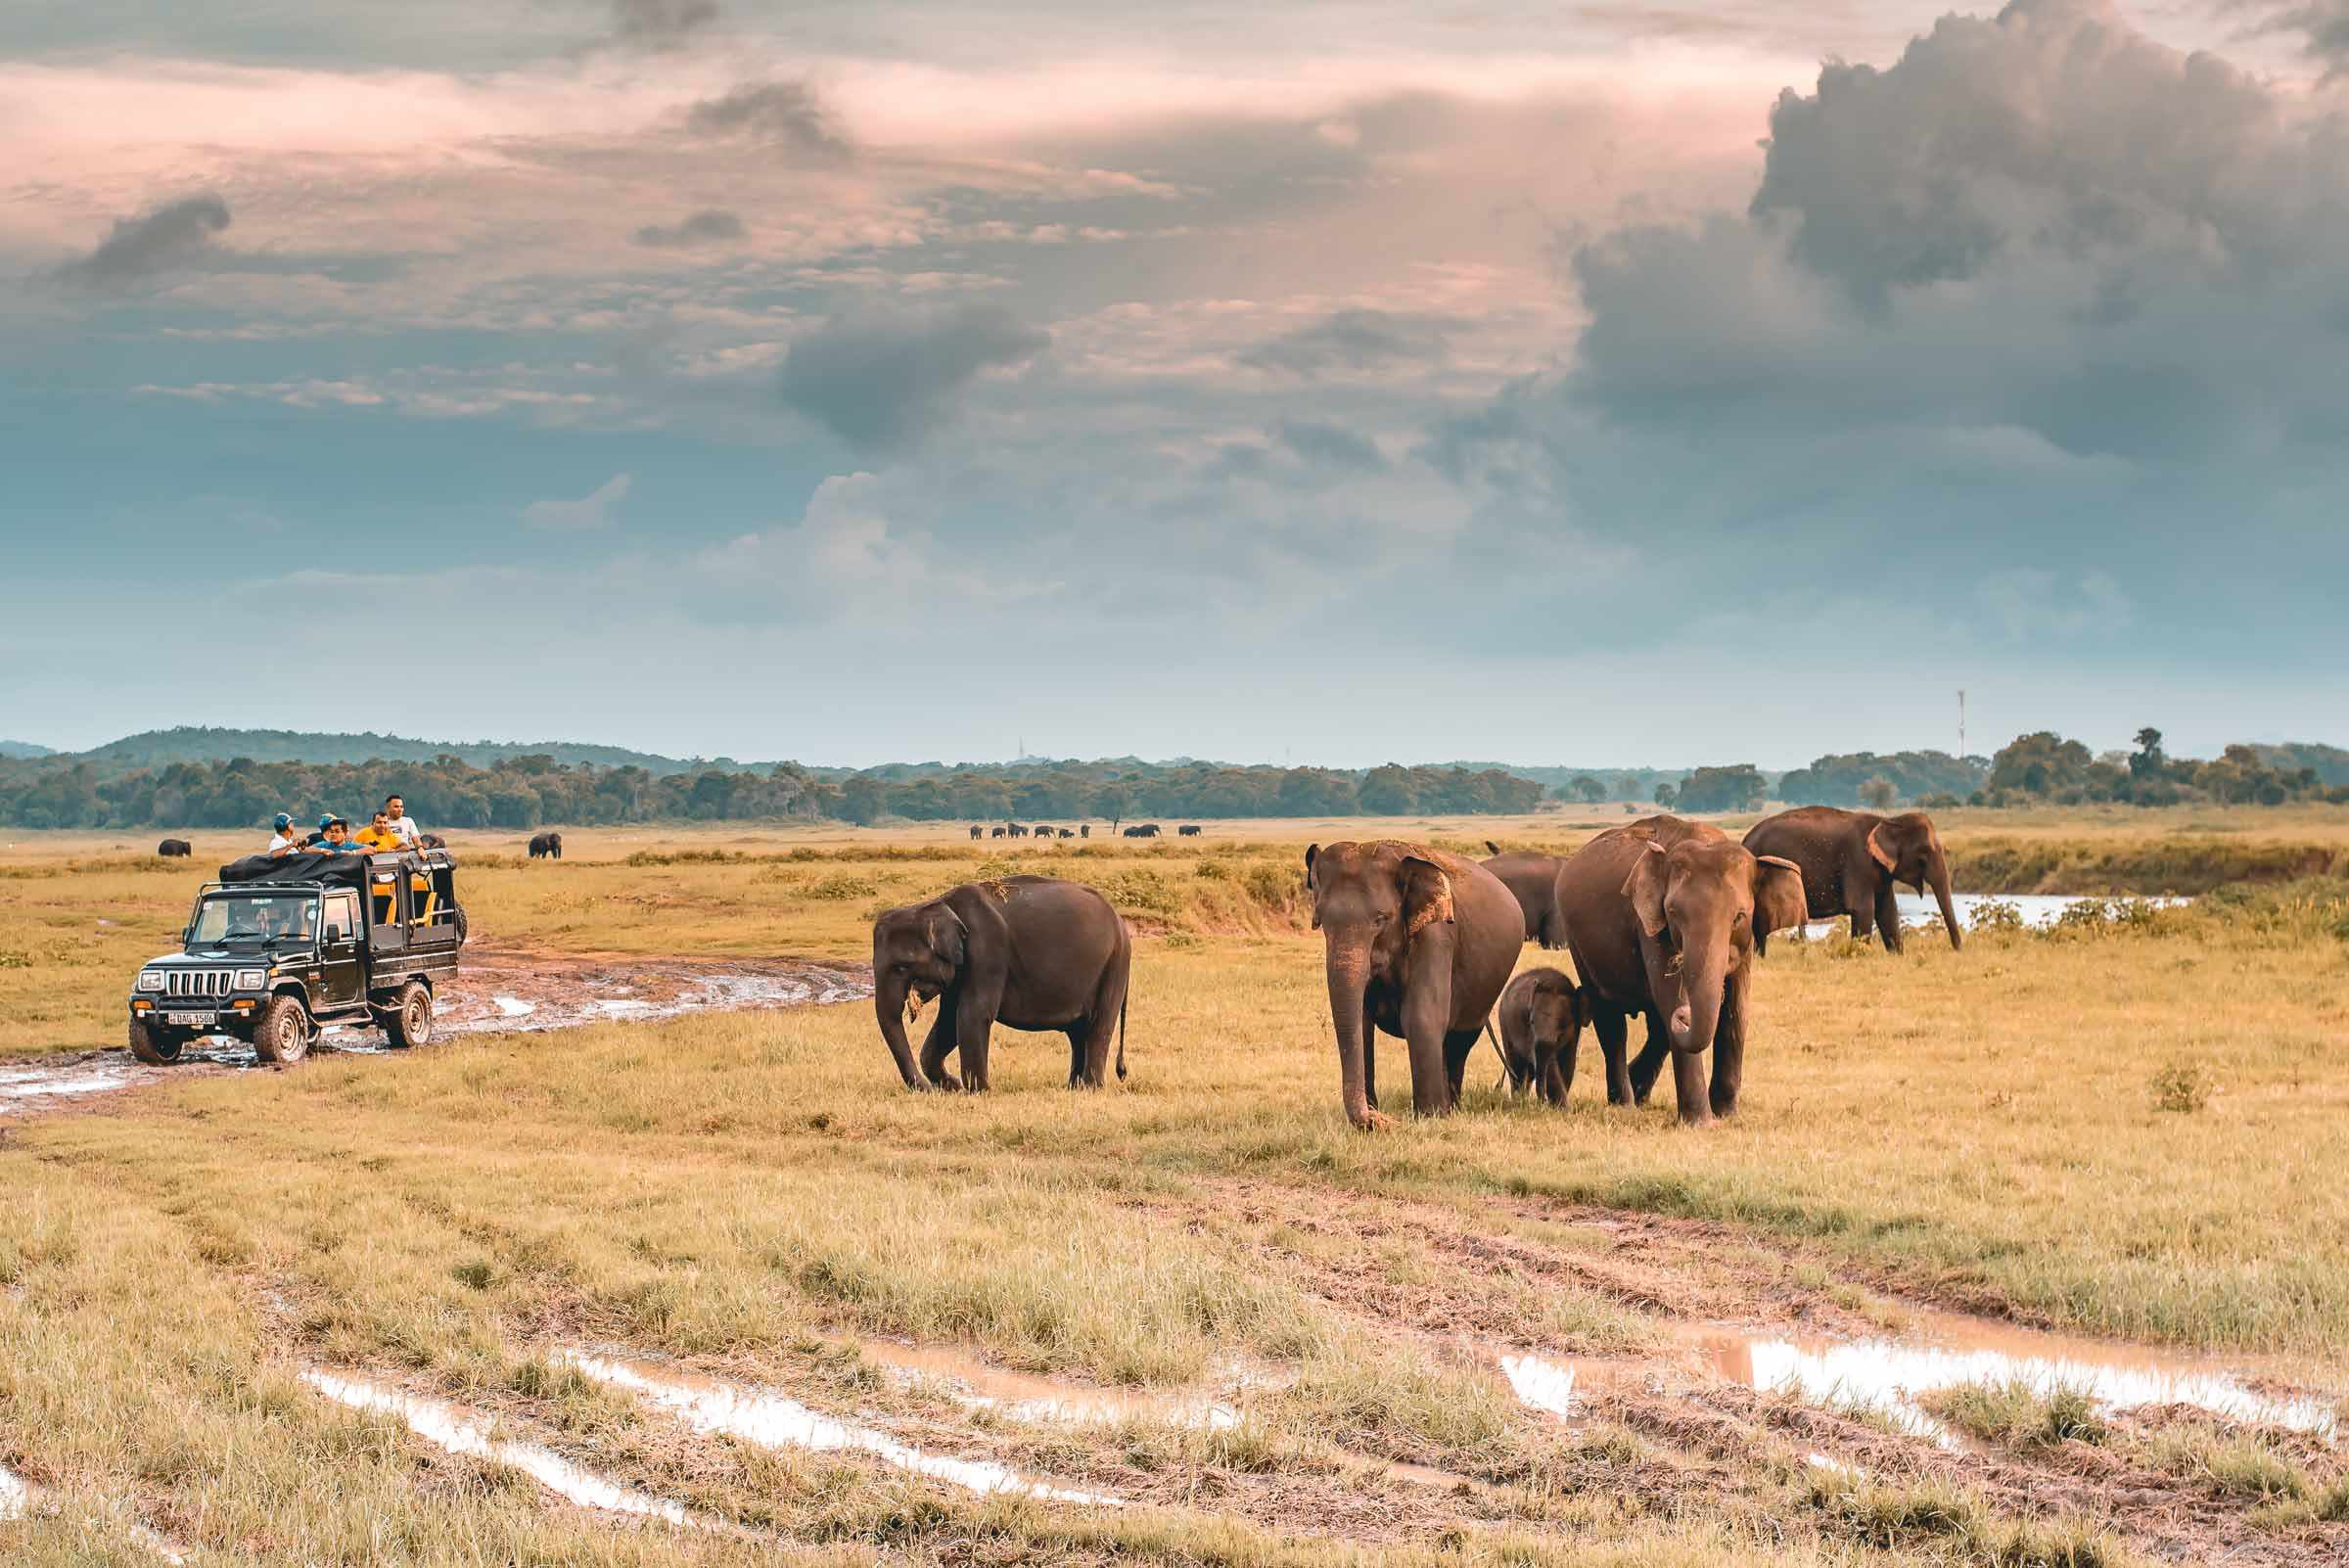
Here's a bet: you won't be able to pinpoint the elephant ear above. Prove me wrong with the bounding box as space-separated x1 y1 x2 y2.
1621 843 1669 939
1401 854 1454 936
925 904 968 968
1752 854 1810 937
1865 823 1898 873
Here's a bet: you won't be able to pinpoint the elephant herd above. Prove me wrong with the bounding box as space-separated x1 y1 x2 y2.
963 823 1206 841
871 806 1957 1128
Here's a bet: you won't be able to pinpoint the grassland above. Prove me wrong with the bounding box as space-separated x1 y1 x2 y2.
1 810 2345 1565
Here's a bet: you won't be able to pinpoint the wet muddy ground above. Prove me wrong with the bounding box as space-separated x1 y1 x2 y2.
0 944 872 1118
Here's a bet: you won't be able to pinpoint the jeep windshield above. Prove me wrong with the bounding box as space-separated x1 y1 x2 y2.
191 894 318 946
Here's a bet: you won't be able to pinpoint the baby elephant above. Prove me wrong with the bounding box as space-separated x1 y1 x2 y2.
1490 968 1588 1104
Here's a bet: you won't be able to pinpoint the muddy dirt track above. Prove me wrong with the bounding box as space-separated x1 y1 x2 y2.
0 944 872 1119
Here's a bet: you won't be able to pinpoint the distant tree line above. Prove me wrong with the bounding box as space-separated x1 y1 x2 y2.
1979 729 2349 807
0 753 1544 830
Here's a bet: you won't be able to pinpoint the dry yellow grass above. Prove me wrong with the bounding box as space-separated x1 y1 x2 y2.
1 816 2342 1565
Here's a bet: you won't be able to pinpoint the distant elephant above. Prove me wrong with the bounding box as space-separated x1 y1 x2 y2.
1057 829 1075 840
1177 824 1203 837
1030 825 1052 839
1007 824 1029 839
418 833 447 850
1132 823 1163 838
970 825 984 840
1487 966 1588 1101
528 832 563 859
871 877 1131 1091
156 839 192 857
1079 825 1089 839
991 826 1008 838
1743 807 1958 954
1555 815 1808 1125
1305 841 1522 1128
1481 842 1565 948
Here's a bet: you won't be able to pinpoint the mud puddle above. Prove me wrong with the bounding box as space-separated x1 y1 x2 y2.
302 1368 695 1525
555 1349 1122 1507
1794 892 2189 941
0 1457 189 1562
851 1335 1245 1430
0 945 872 1117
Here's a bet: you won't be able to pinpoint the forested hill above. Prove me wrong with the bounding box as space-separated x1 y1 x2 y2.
66 727 764 776
0 740 53 760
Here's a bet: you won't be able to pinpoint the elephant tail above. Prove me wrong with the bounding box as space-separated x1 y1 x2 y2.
1484 1015 1506 1090
1116 991 1128 1081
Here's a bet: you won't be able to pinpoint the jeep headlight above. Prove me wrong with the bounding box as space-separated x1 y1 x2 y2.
136 971 165 992
235 969 266 991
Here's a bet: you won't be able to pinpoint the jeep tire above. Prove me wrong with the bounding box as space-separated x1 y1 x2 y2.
383 981 433 1049
127 1016 184 1066
252 993 312 1064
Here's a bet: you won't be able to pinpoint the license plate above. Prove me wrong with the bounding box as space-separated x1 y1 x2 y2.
165 1010 216 1027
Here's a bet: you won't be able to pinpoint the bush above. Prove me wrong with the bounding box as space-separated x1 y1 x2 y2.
1969 898 2026 936
2148 1061 2214 1114
806 874 881 901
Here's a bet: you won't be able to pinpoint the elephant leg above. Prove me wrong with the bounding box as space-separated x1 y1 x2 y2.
1592 1007 1632 1105
1075 960 1128 1089
1848 896 1874 945
1710 976 1747 1120
917 996 960 1090
1066 1030 1085 1088
1875 878 1906 955
1401 974 1455 1118
1669 1045 1714 1127
1443 1029 1481 1108
952 985 999 1091
1628 1009 1671 1104
1362 1026 1379 1111
1541 1024 1580 1106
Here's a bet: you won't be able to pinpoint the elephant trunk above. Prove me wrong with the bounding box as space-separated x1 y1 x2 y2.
1669 942 1727 1056
874 970 928 1089
1929 848 1962 951
1325 936 1376 1128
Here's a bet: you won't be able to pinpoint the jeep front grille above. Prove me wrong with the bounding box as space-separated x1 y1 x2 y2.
165 970 233 1000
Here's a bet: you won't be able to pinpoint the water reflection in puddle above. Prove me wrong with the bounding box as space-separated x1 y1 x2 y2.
555 1350 1121 1507
302 1369 693 1523
1794 892 2188 942
1692 1316 2338 1442
1497 1354 1577 1419
852 1337 1241 1430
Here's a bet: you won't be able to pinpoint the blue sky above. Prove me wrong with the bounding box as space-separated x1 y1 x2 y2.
4 0 2344 766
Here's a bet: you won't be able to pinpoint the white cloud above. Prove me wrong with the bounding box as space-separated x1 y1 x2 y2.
524 473 631 530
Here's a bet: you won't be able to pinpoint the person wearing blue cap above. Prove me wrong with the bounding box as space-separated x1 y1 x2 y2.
265 813 303 856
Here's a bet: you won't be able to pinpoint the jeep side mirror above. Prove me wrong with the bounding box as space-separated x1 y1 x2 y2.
181 926 194 945
324 924 343 945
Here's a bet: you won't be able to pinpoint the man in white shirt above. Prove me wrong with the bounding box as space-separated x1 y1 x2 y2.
382 794 424 851
265 813 306 856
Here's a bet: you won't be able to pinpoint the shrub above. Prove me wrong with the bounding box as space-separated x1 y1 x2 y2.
1100 870 1179 917
1969 898 2026 935
2148 1061 2214 1114
806 874 881 900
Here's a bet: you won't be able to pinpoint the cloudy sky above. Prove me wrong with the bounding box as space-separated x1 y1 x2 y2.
5 0 2344 766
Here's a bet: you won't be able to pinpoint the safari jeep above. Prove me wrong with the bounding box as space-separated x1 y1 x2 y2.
127 849 466 1065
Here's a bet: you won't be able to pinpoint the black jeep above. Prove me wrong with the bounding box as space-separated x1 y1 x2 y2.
127 850 467 1065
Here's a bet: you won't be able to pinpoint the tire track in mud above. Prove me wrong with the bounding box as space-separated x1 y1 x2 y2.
0 945 872 1121
1122 1175 2349 1566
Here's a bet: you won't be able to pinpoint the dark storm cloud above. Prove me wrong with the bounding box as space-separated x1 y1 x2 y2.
1237 309 1454 376
612 0 718 51
776 303 1050 453
2225 3 2349 70
51 195 231 291
631 208 746 248
683 81 851 160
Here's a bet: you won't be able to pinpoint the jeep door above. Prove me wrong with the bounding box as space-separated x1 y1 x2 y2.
317 890 365 1009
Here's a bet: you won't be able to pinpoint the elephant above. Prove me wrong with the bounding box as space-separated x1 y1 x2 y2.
156 839 192 857
1305 840 1522 1129
1178 824 1203 837
1742 806 1958 954
528 832 564 860
870 876 1131 1092
1030 825 1053 839
991 826 1008 838
1481 842 1566 948
970 825 984 840
1007 824 1029 839
1486 966 1588 1101
419 833 448 850
1057 829 1076 840
1553 815 1808 1126
1079 825 1089 839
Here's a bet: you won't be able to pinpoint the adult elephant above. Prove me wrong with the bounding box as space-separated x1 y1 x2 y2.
1481 842 1565 948
419 833 448 851
528 832 564 859
969 825 984 841
1555 815 1808 1125
871 877 1130 1092
1305 841 1521 1129
1743 807 1958 954
156 839 192 857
